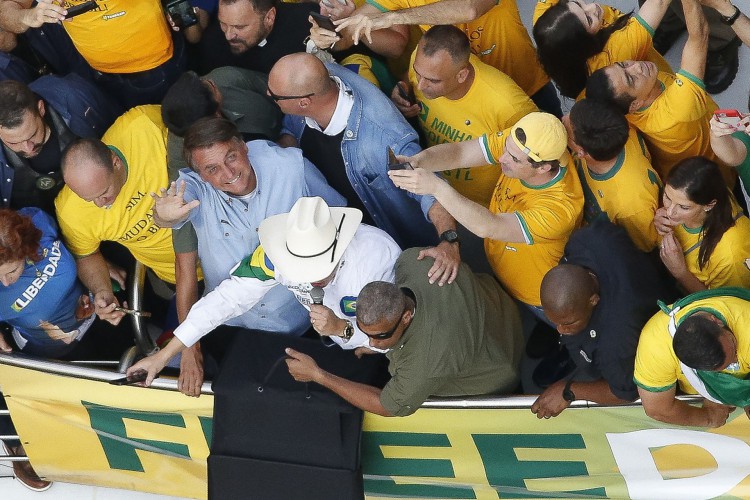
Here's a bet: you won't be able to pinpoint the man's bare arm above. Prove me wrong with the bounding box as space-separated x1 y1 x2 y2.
680 0 710 79
337 0 495 45
700 0 750 46
0 0 65 33
334 4 410 58
638 385 731 427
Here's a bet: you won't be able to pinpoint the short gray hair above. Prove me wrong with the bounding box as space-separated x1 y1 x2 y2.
356 281 405 326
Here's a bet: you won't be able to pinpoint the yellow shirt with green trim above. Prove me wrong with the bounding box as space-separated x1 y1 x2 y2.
634 295 750 394
480 129 584 306
577 128 661 252
672 210 750 289
62 0 173 73
534 1 672 78
55 105 177 284
409 52 538 206
368 0 549 95
627 70 722 181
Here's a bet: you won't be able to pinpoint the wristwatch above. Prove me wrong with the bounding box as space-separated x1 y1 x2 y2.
720 4 741 25
341 320 354 342
440 229 460 244
562 379 576 403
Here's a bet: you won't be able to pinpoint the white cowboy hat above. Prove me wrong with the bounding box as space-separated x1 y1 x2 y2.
258 197 362 283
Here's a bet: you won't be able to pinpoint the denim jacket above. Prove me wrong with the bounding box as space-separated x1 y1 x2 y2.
282 62 439 248
0 73 119 208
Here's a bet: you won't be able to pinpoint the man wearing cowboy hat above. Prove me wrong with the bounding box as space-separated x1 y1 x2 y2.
127 197 402 386
149 117 344 396
284 247 524 417
389 112 584 325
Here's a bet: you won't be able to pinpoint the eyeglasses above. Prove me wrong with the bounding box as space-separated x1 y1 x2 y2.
266 86 315 102
357 306 406 340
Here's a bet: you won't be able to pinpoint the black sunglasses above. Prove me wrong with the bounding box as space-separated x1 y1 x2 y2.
357 306 406 340
267 86 315 102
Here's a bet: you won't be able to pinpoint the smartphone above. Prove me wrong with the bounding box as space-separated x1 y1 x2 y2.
310 12 336 32
109 370 148 386
166 0 198 29
396 82 416 106
715 109 744 128
64 0 98 19
387 146 413 171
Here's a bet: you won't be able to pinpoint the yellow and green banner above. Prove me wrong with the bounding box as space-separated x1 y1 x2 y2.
3 363 750 499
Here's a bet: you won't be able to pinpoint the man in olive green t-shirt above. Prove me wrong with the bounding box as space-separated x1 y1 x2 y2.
285 248 523 416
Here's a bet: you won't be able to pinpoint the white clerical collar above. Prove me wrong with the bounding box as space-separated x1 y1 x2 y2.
258 38 268 47
304 76 353 136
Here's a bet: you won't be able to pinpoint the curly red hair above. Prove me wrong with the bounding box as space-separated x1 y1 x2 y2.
0 209 42 265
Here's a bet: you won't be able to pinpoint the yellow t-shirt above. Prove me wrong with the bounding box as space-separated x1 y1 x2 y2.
634 295 750 394
577 129 661 252
62 0 173 73
480 129 584 306
534 1 672 76
410 53 538 206
368 0 549 96
628 70 720 180
672 212 750 289
55 106 177 284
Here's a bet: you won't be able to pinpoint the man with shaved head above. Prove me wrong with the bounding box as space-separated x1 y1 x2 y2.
55 106 175 326
531 219 674 419
269 53 461 286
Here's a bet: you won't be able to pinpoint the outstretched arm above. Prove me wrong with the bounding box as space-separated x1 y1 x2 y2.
638 0 674 32
680 0 710 79
336 0 495 45
286 348 392 416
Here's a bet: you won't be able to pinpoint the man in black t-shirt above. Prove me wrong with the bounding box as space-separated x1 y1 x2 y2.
531 219 676 419
196 0 316 74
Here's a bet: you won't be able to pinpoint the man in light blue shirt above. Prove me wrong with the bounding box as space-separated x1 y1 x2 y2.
152 116 344 396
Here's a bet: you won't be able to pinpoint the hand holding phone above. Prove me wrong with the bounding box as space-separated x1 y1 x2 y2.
387 146 413 171
109 370 148 386
310 12 337 32
166 0 199 29
396 82 416 106
714 109 744 129
64 0 98 19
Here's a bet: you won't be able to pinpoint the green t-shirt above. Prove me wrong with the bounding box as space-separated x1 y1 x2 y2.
379 248 524 416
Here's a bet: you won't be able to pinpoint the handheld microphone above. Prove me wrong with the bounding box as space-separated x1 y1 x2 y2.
310 286 325 305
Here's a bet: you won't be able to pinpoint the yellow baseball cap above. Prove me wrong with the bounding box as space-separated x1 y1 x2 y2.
510 112 567 163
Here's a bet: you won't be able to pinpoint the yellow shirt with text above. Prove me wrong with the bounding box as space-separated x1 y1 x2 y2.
410 53 537 206
480 129 584 306
55 106 177 283
577 129 661 252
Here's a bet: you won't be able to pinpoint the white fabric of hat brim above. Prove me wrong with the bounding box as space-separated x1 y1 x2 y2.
258 206 362 284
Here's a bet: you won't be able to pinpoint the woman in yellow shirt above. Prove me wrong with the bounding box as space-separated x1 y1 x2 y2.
533 0 672 99
655 157 750 292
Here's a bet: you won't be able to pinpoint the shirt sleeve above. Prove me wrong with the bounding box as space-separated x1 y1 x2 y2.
380 365 447 417
588 15 654 72
533 0 559 25
479 129 509 165
515 191 580 244
281 114 305 142
173 251 278 347
633 313 680 392
657 70 711 124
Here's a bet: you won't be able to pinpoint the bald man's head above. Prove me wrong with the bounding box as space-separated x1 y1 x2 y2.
540 264 600 335
61 138 126 209
267 53 337 116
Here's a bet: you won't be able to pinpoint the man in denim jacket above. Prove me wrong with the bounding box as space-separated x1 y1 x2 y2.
270 53 460 285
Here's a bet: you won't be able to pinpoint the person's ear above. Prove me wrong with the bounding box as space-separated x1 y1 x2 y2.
456 66 470 84
264 6 276 29
589 293 600 308
37 99 46 118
